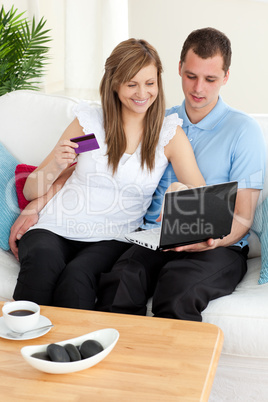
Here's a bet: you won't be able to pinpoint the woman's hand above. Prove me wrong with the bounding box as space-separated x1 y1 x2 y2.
166 182 189 193
53 139 78 171
23 118 82 201
156 182 189 223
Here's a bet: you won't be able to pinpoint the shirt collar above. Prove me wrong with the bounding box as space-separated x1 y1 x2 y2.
181 96 230 131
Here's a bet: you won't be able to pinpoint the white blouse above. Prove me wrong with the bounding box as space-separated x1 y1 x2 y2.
31 102 182 242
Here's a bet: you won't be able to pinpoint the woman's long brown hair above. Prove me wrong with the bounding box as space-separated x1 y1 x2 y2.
99 38 165 174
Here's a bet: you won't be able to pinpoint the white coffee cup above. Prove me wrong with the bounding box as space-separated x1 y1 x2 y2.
2 300 40 333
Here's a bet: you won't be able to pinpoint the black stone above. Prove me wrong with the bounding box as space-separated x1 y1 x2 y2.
31 351 51 361
79 340 104 359
47 344 71 362
64 343 82 361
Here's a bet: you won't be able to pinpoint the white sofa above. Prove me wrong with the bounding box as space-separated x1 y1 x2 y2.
1 90 268 401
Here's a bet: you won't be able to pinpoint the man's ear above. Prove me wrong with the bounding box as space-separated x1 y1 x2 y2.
223 69 230 85
178 61 182 77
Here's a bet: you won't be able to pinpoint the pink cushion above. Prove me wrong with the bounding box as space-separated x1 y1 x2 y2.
15 164 37 211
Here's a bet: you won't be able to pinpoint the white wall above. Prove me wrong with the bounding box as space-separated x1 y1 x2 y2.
128 0 268 113
1 0 66 93
2 0 268 113
1 0 128 99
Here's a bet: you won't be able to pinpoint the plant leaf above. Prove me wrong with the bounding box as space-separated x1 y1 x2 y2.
0 6 52 96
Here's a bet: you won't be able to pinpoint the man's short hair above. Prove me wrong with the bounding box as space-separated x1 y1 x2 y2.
180 27 232 74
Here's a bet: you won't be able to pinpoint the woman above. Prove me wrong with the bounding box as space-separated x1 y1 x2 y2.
13 38 205 309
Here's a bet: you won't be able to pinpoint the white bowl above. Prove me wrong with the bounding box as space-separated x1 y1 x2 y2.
21 328 119 374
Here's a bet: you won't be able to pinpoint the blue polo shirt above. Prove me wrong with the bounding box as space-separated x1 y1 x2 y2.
143 96 266 247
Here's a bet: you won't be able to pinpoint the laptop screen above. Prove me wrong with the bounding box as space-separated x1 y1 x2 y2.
159 182 238 249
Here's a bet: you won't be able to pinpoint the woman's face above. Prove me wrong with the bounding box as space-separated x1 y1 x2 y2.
117 63 158 117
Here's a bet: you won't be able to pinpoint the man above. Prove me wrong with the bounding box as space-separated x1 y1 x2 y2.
95 27 266 321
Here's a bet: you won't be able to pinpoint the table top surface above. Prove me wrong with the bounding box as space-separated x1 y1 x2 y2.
0 302 223 402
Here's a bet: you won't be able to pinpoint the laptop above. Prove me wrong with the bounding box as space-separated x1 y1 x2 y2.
125 181 238 250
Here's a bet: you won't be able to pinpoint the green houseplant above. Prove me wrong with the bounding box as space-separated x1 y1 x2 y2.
0 6 51 96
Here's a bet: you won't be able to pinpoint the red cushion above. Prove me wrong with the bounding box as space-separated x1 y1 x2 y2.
15 164 37 211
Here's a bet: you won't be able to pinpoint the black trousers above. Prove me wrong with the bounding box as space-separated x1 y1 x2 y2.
13 229 131 309
96 244 248 321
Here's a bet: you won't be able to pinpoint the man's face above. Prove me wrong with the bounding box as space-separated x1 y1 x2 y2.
179 49 229 123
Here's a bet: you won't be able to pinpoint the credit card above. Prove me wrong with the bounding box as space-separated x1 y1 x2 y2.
70 133 100 154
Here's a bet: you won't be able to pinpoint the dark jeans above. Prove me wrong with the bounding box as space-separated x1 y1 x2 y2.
13 229 131 309
96 244 248 321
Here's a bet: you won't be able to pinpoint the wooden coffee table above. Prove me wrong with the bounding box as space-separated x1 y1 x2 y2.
0 302 223 401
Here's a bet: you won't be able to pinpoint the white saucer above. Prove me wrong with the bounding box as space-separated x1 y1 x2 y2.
0 315 52 340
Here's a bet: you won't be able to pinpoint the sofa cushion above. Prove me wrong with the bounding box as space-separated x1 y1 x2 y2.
202 256 268 357
247 230 261 259
251 197 268 284
0 90 79 165
15 164 37 211
251 115 268 201
0 143 19 250
0 249 19 300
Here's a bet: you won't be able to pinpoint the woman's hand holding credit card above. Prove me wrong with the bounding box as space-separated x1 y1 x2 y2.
70 133 100 153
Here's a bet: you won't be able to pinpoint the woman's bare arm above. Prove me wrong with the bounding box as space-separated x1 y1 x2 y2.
9 165 75 259
23 119 83 201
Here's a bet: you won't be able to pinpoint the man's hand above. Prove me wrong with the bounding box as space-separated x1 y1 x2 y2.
9 209 39 260
163 188 260 253
164 238 218 253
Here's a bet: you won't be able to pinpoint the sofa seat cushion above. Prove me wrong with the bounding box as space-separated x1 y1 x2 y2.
202 256 268 357
147 256 268 358
0 249 19 301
